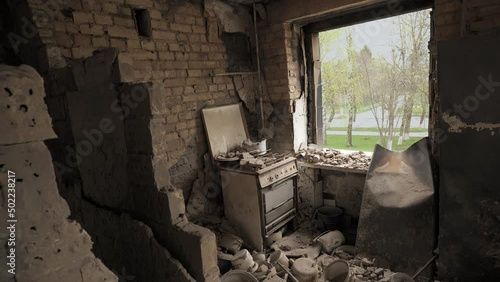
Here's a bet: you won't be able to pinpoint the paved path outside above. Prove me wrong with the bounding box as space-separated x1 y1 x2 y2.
329 102 429 129
327 130 428 137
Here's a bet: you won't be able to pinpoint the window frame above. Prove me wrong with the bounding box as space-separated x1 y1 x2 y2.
303 0 434 148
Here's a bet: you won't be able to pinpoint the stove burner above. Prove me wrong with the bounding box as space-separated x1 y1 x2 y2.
218 152 291 171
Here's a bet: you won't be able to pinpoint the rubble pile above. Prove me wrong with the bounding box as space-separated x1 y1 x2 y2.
346 256 394 282
297 148 372 170
210 222 418 282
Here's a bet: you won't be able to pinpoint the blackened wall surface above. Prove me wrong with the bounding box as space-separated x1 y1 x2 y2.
437 34 500 281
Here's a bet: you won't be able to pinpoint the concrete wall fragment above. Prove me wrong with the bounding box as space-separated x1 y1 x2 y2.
0 64 117 282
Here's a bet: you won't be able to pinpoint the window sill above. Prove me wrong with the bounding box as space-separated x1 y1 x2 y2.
297 161 368 175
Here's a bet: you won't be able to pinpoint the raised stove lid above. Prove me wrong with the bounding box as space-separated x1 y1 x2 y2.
201 103 249 159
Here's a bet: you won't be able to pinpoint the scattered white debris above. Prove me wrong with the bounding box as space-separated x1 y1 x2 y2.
296 148 372 170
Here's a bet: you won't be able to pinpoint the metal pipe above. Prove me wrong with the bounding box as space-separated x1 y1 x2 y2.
277 262 300 282
253 3 265 130
412 254 438 279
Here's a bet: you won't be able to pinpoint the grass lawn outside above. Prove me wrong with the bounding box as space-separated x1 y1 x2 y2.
327 127 428 133
325 134 423 152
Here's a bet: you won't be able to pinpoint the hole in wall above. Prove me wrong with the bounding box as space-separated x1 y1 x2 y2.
62 8 74 18
4 87 12 96
29 118 36 127
34 173 39 177
132 8 152 38
19 104 28 112
6 105 10 109
29 89 33 95
30 226 37 231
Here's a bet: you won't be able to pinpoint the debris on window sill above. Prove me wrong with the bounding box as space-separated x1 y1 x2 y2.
296 148 372 172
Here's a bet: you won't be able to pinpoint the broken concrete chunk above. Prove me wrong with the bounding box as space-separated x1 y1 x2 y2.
311 154 321 163
241 152 253 159
354 266 366 275
248 158 265 169
0 64 56 145
361 257 374 265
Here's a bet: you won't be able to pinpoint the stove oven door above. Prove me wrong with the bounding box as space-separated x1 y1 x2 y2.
261 178 295 233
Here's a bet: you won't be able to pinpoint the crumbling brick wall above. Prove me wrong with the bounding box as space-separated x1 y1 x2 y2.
2 0 258 281
0 64 117 282
16 0 245 195
258 22 297 151
434 0 500 40
44 49 214 282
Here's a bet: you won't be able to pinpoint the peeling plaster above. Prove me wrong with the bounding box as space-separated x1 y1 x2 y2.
204 0 253 37
293 95 308 151
442 113 500 135
233 76 257 112
230 73 275 139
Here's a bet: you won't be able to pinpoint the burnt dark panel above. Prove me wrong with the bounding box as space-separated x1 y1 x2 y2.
437 34 500 281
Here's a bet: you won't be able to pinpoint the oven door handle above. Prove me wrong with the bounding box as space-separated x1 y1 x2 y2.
266 176 293 190
265 209 296 235
267 198 293 214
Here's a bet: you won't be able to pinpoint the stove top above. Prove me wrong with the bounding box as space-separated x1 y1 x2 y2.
218 153 292 172
201 103 297 176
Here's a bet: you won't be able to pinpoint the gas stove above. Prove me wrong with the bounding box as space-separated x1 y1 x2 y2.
218 152 289 169
202 104 298 251
218 155 298 186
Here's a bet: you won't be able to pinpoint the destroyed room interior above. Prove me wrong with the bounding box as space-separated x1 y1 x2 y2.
1 0 500 281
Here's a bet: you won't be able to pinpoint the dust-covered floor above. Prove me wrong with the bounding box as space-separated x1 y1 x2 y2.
195 217 429 282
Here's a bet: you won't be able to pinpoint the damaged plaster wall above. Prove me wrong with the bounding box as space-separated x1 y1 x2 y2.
207 0 275 139
79 200 196 282
442 112 500 134
296 166 323 223
0 64 117 282
437 34 500 281
120 79 220 282
323 171 366 220
433 0 500 280
258 18 310 152
257 21 296 152
44 49 200 281
204 0 253 36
